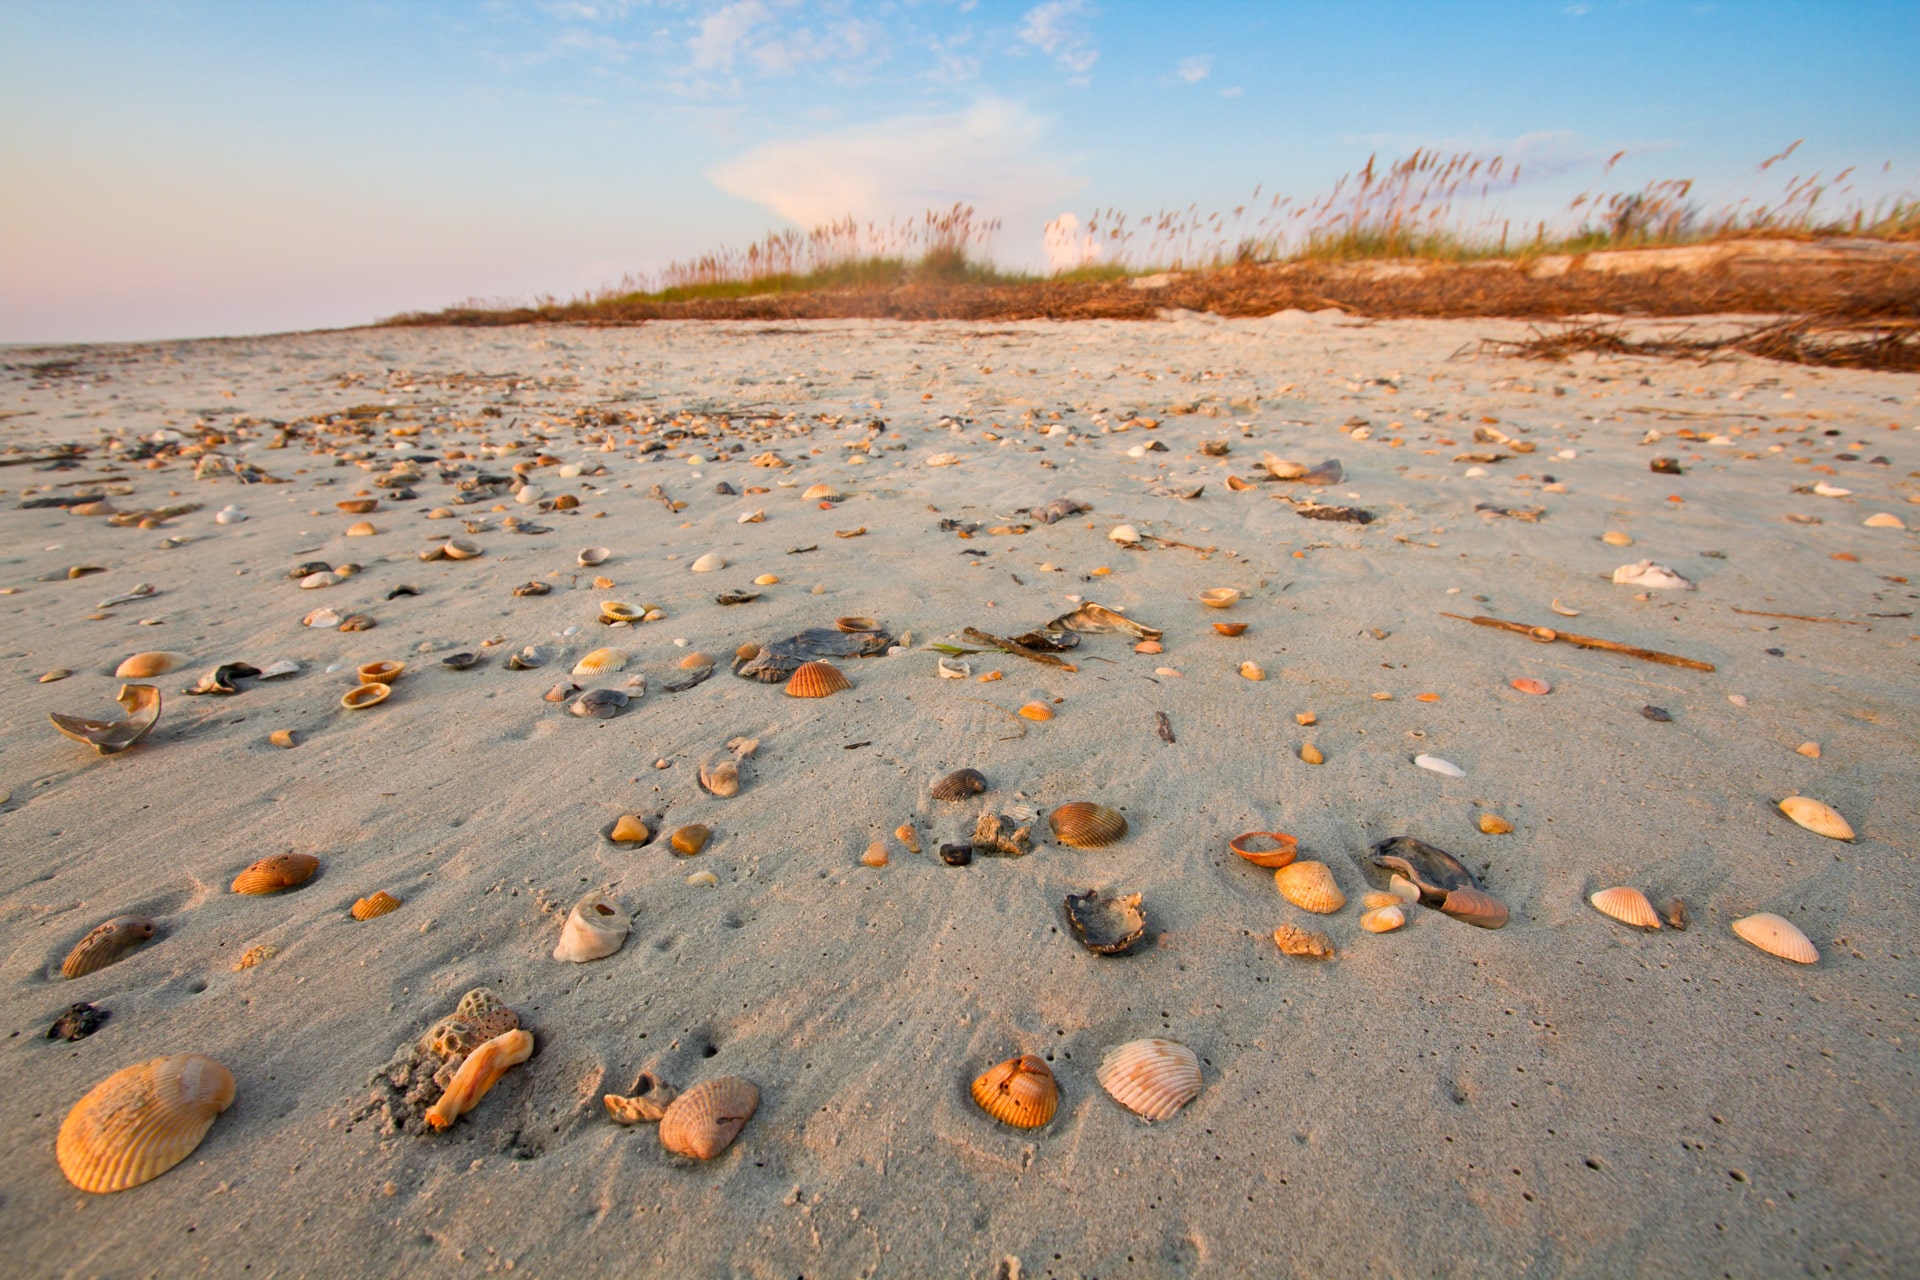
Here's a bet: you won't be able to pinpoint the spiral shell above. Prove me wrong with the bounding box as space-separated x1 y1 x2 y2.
971 1055 1058 1128
340 682 390 709
572 648 626 676
114 651 189 679
1360 905 1405 933
1048 802 1127 849
553 894 629 963
930 768 988 801
57 1055 235 1192
1590 886 1661 930
1274 860 1344 913
1097 1039 1201 1122
1732 912 1818 964
785 661 851 697
351 891 402 921
356 660 404 684
658 1077 759 1159
231 853 319 895
61 915 156 979
1777 796 1854 841
424 1029 533 1131
1229 832 1297 869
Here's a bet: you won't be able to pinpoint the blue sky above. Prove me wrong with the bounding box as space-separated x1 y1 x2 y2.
3 1 1915 342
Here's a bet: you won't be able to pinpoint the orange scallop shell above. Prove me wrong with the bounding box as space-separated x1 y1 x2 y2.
1048 802 1128 849
971 1055 1058 1128
785 661 851 698
1732 912 1818 964
231 853 319 895
351 891 402 920
1229 831 1297 869
1590 886 1661 930
1017 701 1054 721
62 915 156 979
658 1077 759 1160
1274 860 1345 913
57 1054 235 1193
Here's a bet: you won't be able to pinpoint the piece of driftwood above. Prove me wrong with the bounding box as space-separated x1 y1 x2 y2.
1439 612 1715 672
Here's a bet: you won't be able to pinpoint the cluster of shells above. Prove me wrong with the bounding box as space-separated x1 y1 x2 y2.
969 1039 1203 1130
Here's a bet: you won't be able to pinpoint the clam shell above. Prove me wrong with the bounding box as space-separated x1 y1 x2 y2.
57 1054 235 1193
1018 700 1054 721
1097 1038 1201 1122
930 768 988 801
351 891 402 921
861 841 888 867
61 915 157 979
51 684 162 755
1274 860 1345 913
1360 905 1406 933
554 894 629 962
1064 890 1147 955
569 688 629 718
578 547 610 566
1732 912 1818 964
971 1055 1058 1128
340 682 390 709
507 645 552 669
115 651 188 679
1360 891 1402 910
424 1029 534 1131
609 814 652 844
357 660 404 684
658 1077 758 1159
1590 886 1661 930
785 661 851 697
670 824 710 856
1439 885 1509 929
688 552 726 573
1229 831 1297 869
834 616 879 633
1048 802 1127 849
678 652 714 670
1199 588 1239 609
699 757 741 797
443 538 484 560
1510 677 1551 695
1778 796 1854 841
1478 813 1514 835
572 648 627 676
345 521 376 537
231 852 319 895
303 608 341 628
1215 622 1249 636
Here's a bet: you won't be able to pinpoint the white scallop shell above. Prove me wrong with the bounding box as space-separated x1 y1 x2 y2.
572 648 627 676
1096 1038 1201 1122
1590 886 1662 930
689 552 726 573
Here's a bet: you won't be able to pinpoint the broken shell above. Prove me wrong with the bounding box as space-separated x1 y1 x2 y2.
1510 677 1551 695
507 645 552 669
1360 891 1402 910
861 841 888 867
340 682 390 709
685 870 719 886
424 1029 534 1131
659 1077 758 1159
50 684 161 755
356 660 404 684
834 616 879 633
1550 598 1581 617
569 688 629 718
554 894 629 962
609 814 651 844
1064 889 1147 955
1731 912 1818 964
1229 831 1298 869
443 538 484 560
1097 1039 1200 1123
670 824 710 856
578 547 610 566
1796 741 1820 759
1134 640 1162 654
1214 622 1249 636
442 651 479 670
1414 753 1465 778
1590 886 1661 930
513 581 551 597
337 613 376 632
231 852 318 895
604 1087 672 1125
1017 700 1054 721
1272 923 1336 958
61 915 157 979
572 648 627 676
971 1055 1058 1129
1198 588 1239 609
114 651 188 679
544 681 578 703
1360 905 1406 933
351 891 402 921
1662 898 1690 931
56 1054 235 1193
268 729 298 748
1239 661 1265 681
600 601 643 624
699 757 741 797
1439 885 1510 929
1477 813 1515 835
689 552 726 573
1299 743 1324 765
303 608 341 628
1274 861 1345 913
785 661 851 697
937 655 971 679
894 824 921 854
1778 795 1854 840
1048 802 1127 849
931 768 988 801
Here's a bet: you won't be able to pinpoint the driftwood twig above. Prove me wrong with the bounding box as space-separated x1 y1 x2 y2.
1731 606 1865 626
1439 612 1715 672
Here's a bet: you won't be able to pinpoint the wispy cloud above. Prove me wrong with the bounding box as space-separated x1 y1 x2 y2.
1019 0 1098 76
1175 55 1210 83
689 1 775 70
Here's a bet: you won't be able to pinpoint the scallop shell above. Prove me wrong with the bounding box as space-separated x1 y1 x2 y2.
443 538 484 560
357 660 404 684
803 483 840 501
62 915 157 979
1048 802 1127 849
1439 885 1509 930
1778 796 1854 841
1096 1039 1201 1122
1229 831 1297 869
57 1054 235 1193
1274 860 1345 913
553 894 629 963
572 648 627 676
698 756 741 797
51 684 162 755
1360 891 1401 910
971 1055 1058 1128
1732 912 1818 964
231 852 319 895
340 682 390 709
688 552 726 573
609 814 652 844
930 768 988 801
578 547 610 566
670 824 710 856
1360 905 1406 933
658 1077 759 1159
1018 701 1054 721
351 891 402 921
1199 588 1239 609
785 661 851 697
1590 886 1661 930
424 1029 534 1131
115 651 188 679
834 616 879 633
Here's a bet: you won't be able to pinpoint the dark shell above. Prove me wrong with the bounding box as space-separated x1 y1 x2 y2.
1662 897 1689 931
930 768 987 801
512 581 551 597
570 688 629 718
733 628 894 683
1065 890 1146 955
185 663 261 696
338 614 377 632
938 843 974 866
1641 705 1672 722
1440 885 1510 930
441 652 479 670
386 584 420 600
288 561 332 580
662 663 714 693
1368 836 1479 905
48 1003 109 1041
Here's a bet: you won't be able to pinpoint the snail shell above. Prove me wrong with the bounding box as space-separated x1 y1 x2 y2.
57 1054 235 1193
61 915 156 979
971 1055 1058 1128
1096 1038 1200 1122
658 1077 758 1160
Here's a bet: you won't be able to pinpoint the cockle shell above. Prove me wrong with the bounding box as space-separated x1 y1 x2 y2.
57 1054 235 1193
670 824 710 856
803 484 840 501
1732 913 1818 964
231 852 319 895
50 684 162 755
785 661 851 697
1778 796 1854 841
1229 831 1297 869
1048 802 1127 848
553 894 629 962
351 891 402 921
572 648 626 676
1274 860 1345 913
699 756 741 797
678 651 714 670
1097 1039 1201 1122
1590 886 1661 930
1360 905 1405 933
357 660 404 684
424 1029 534 1131
340 682 390 709
971 1055 1058 1128
1018 700 1054 720
1360 891 1401 910
834 616 879 633
62 915 156 978
115 651 188 679
658 1077 759 1159
931 768 988 801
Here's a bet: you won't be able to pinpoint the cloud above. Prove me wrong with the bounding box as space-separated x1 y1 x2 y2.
690 0 774 70
1019 0 1098 75
1175 56 1210 83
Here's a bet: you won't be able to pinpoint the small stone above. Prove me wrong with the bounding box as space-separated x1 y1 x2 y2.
610 814 651 844
1300 744 1324 765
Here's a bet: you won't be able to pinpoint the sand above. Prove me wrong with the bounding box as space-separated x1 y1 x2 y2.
2 313 1917 1277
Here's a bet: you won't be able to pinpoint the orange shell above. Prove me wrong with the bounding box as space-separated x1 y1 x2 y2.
57 1054 235 1192
114 651 189 679
1478 813 1515 835
1439 885 1509 929
357 661 404 684
1274 860 1345 913
1732 912 1818 964
1097 1038 1201 1122
351 891 402 920
678 651 714 670
1048 802 1128 848
1360 905 1406 933
1229 832 1297 869
659 1077 759 1160
340 682 390 709
1510 677 1552 695
62 915 156 979
1017 701 1054 721
1778 796 1854 841
1590 886 1661 930
971 1055 1059 1128
231 853 319 895
785 661 851 698
424 1029 534 1131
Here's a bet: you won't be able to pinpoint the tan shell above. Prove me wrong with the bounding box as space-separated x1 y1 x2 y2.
1272 923 1336 958
50 684 162 755
699 756 741 797
609 814 651 844
1239 661 1265 680
340 682 390 709
231 853 319 895
930 768 988 801
861 841 888 867
231 943 276 970
351 891 402 921
57 1054 235 1192
62 915 157 979
572 648 626 676
670 824 710 856
659 1077 759 1159
1229 831 1297 869
345 521 376 537
895 823 921 854
600 601 643 623
578 547 611 566
554 894 629 962
114 651 189 679
785 661 851 697
1360 891 1402 911
357 660 404 684
1590 886 1661 930
1299 743 1324 765
1778 796 1854 841
1048 802 1127 849
443 538 484 560
971 1055 1058 1128
1440 885 1509 929
1478 813 1515 835
752 573 780 586
678 651 714 670
1096 1038 1201 1122
1274 860 1345 913
833 615 879 633
1360 905 1406 933
336 498 379 514
1198 588 1239 609
1796 741 1820 759
424 1029 533 1131
1732 913 1818 964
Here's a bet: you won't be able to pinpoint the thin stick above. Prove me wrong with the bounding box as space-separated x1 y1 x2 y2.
1439 612 1715 672
1146 535 1219 555
962 627 1078 672
1731 607 1865 626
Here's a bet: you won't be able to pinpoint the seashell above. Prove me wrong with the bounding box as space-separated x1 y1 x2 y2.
834 616 879 633
507 645 551 669
40 669 73 682
1239 661 1265 680
1590 886 1661 930
785 661 851 697
802 483 840 501
1272 923 1336 958
57 1054 236 1193
971 1055 1058 1129
1274 861 1345 913
1477 813 1514 835
592 576 615 589
351 891 402 920
345 521 376 537
513 581 551 597
304 608 341 628
115 651 188 679
939 842 974 866
443 538 484 560
1550 598 1581 617
1661 897 1689 930
931 768 988 801
341 682 390 709
578 547 610 566
1863 512 1906 529
861 841 888 867
1360 905 1406 933
554 894 629 962
1360 891 1401 910
1732 912 1818 964
572 648 626 676
357 660 404 684
752 573 780 585
1199 588 1239 609
570 688 629 718
1018 700 1054 721
232 943 276 970
1778 796 1853 841
1388 875 1421 902
337 613 376 632
1510 677 1551 695
605 1088 673 1125
49 1002 108 1042
1439 885 1509 929
1134 640 1162 654
1229 831 1298 869
1795 741 1820 759
50 684 162 755
269 728 298 748
337 498 379 514
659 1077 759 1159
689 552 726 573
1299 743 1323 765
231 852 319 895
442 651 478 670
937 655 971 679
609 814 651 844
685 869 719 886
424 1029 534 1131
670 824 710 856
1065 890 1147 955
1048 802 1127 848
300 571 339 589
895 824 921 854
1097 1038 1200 1122
1611 560 1692 590
675 652 713 672
699 756 741 797
1108 524 1141 545
1602 530 1634 546
1414 753 1465 778
544 681 577 702
62 915 157 979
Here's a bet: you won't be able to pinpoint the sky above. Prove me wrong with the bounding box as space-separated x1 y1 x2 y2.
2 1 1915 343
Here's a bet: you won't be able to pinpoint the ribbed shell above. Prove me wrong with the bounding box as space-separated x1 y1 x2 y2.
114 652 189 679
1590 886 1661 930
833 616 878 633
572 648 626 676
57 1055 235 1193
1274 861 1345 913
1360 905 1406 933
1229 831 1297 869
1360 891 1402 911
785 661 851 697
669 824 710 856
351 891 402 921
1048 802 1127 849
600 601 642 622
231 853 319 895
1732 913 1818 964
1778 796 1854 841
930 768 988 801
553 895 629 962
971 1055 1058 1128
659 1077 759 1159
357 661 404 684
1097 1039 1201 1122
62 915 156 978
340 683 390 709
1439 885 1509 930
1017 701 1054 721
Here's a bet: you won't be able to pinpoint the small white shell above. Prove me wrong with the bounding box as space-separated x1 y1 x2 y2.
1097 1038 1201 1122
553 894 629 962
1413 754 1465 778
936 656 971 679
689 552 726 573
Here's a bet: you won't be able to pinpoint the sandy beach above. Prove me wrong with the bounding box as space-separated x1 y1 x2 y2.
2 312 1917 1277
